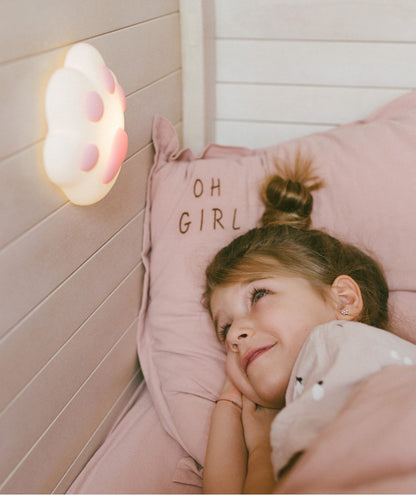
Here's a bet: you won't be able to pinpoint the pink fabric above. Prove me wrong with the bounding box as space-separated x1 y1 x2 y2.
68 382 202 494
275 365 416 493
270 321 416 478
137 91 416 468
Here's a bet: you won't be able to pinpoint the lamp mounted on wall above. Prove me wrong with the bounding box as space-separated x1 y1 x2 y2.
43 43 128 205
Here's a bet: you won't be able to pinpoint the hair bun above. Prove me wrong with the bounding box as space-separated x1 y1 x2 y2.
261 153 323 229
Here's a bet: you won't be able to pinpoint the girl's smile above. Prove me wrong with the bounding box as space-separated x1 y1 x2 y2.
210 275 339 408
243 343 277 372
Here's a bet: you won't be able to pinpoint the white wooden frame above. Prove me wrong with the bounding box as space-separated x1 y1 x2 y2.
179 0 215 152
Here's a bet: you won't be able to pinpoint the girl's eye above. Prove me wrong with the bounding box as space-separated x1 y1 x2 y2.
218 324 230 343
250 287 269 305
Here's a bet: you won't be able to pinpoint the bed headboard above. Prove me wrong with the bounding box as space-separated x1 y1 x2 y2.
0 1 181 492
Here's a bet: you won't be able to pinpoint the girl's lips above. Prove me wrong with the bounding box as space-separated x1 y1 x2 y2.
243 344 276 372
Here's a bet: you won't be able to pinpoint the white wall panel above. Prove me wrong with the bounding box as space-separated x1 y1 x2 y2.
1 0 178 63
212 0 416 148
1 267 142 485
216 40 416 88
215 0 416 42
0 213 144 411
216 121 334 148
217 83 407 125
2 320 141 494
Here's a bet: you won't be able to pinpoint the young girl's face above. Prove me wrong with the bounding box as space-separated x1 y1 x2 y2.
210 275 338 409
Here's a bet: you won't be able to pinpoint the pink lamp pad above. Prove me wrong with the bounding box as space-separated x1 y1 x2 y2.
85 91 104 122
79 143 99 171
102 128 128 184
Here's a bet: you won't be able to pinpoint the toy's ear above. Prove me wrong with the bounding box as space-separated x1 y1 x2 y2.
330 275 363 321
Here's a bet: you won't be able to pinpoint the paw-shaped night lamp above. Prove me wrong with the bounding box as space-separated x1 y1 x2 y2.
43 43 128 205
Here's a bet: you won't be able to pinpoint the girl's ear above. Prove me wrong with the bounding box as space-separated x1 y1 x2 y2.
330 275 363 321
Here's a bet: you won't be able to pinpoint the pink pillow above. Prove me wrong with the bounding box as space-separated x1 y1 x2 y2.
137 91 416 466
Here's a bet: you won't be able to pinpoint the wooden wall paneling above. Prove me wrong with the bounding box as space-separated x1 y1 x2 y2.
91 13 181 96
216 84 408 125
0 143 65 250
1 0 183 490
53 370 143 494
0 212 144 411
216 40 416 88
0 50 62 161
215 0 416 42
1 318 141 494
1 0 179 63
0 266 143 485
125 71 182 158
215 121 333 148
212 0 416 148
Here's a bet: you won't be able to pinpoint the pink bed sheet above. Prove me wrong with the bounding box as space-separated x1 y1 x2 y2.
68 382 202 494
275 365 416 493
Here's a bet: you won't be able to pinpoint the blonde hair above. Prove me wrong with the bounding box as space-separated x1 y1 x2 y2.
204 154 389 329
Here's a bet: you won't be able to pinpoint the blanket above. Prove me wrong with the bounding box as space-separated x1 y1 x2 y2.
270 321 416 493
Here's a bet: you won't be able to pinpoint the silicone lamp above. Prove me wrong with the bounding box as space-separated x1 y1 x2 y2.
43 43 128 205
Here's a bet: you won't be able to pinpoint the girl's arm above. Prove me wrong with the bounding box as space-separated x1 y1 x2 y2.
203 379 247 494
242 397 278 494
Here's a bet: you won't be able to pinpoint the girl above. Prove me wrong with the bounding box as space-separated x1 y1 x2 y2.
202 157 416 493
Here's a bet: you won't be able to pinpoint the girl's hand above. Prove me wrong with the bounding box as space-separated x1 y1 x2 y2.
241 396 278 454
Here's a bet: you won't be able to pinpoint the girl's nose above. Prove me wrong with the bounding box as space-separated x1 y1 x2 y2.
228 325 249 350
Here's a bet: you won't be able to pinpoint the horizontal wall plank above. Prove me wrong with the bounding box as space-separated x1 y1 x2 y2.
216 39 416 88
0 266 143 485
216 83 407 125
0 143 66 250
1 318 140 494
125 71 182 158
215 0 416 42
1 0 178 64
91 13 181 97
0 213 144 411
0 49 61 161
0 143 154 334
0 18 181 161
215 120 333 148
53 371 143 494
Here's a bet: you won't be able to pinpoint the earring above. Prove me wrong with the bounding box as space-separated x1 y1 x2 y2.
341 308 349 315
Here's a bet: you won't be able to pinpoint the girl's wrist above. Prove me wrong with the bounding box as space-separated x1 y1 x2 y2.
215 398 242 410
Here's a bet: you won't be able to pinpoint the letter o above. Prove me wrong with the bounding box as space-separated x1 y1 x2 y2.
193 179 204 198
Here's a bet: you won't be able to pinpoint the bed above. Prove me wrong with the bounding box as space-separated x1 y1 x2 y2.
68 1 416 493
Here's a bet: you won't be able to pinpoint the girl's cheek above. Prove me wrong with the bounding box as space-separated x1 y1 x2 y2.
225 355 242 386
225 353 236 376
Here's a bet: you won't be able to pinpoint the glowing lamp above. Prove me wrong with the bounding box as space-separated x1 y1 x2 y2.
43 43 128 205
